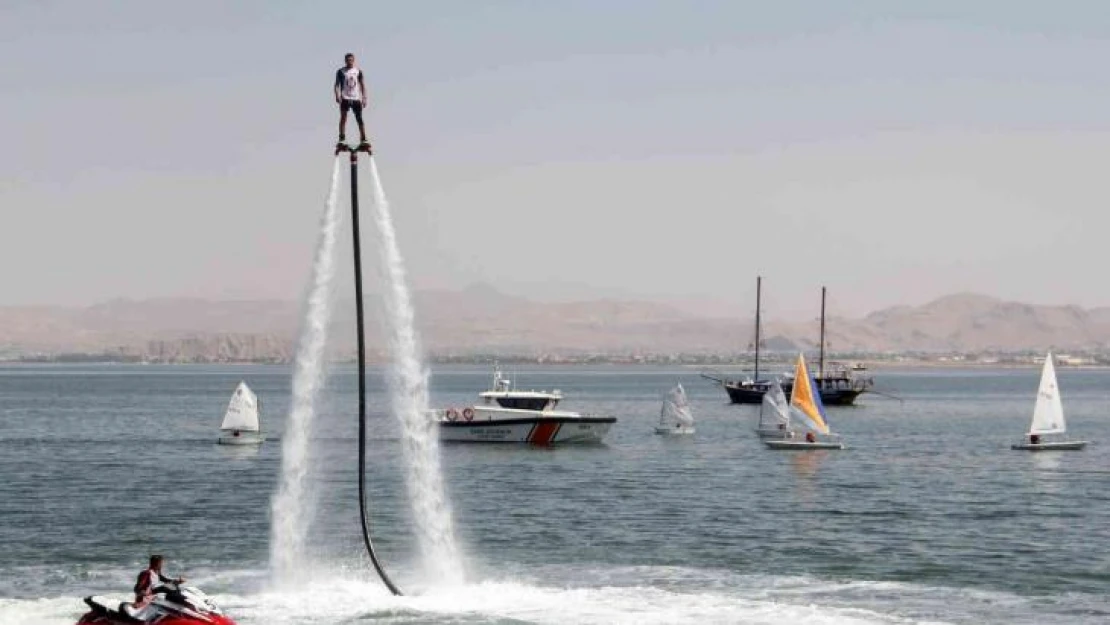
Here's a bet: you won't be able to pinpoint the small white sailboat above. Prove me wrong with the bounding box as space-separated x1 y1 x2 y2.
756 379 792 439
1012 353 1087 451
765 354 844 450
217 381 265 446
654 384 695 435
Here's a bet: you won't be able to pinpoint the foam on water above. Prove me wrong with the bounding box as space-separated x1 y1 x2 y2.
269 157 344 583
0 586 908 625
13 564 1086 625
365 158 464 584
226 579 906 625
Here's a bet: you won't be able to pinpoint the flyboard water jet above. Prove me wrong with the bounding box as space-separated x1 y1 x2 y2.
336 140 403 596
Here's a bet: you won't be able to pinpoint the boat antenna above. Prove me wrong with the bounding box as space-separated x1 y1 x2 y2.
340 142 403 596
818 286 827 380
753 276 762 383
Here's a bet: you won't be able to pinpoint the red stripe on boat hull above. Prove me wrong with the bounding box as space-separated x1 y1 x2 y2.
528 421 562 445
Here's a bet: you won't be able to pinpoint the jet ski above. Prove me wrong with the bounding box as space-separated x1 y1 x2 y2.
76 582 236 625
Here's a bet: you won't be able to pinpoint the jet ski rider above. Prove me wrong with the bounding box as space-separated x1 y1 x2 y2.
127 555 185 615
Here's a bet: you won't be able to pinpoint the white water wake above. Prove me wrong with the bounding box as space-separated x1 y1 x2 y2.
366 157 464 585
5 563 1034 625
270 157 344 583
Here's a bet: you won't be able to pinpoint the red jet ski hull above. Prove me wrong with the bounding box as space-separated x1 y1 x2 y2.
77 611 237 625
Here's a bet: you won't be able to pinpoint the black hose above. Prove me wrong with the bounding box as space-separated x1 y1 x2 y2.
347 150 403 596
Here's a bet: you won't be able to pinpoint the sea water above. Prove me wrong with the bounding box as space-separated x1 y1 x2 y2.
1 365 1109 624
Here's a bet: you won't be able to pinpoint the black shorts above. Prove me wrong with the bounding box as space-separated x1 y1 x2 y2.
341 99 363 114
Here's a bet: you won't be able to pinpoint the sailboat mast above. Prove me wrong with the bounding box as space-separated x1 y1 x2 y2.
754 276 762 382
819 286 827 379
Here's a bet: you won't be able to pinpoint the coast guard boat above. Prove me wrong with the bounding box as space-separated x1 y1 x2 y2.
437 367 616 444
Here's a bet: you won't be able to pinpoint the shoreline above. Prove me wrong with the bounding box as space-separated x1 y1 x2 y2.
1 358 1108 370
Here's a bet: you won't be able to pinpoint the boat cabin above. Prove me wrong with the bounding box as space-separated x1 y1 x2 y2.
478 368 562 411
782 361 874 392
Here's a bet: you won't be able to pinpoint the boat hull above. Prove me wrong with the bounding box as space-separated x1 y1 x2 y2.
76 597 236 625
755 426 792 440
764 439 844 450
78 614 236 625
654 426 694 436
815 388 865 406
217 431 265 445
1011 440 1087 451
725 382 864 406
724 384 769 404
439 416 616 444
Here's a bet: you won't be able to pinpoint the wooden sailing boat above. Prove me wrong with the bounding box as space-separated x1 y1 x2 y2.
765 353 844 450
713 276 775 403
806 286 872 405
706 282 872 405
1011 353 1087 451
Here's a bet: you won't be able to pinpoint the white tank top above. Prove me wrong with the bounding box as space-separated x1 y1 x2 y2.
139 568 160 593
338 67 362 101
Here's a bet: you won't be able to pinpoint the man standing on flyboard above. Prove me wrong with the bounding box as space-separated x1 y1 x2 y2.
334 52 369 148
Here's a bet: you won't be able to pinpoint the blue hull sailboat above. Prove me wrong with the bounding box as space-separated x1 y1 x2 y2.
765 353 844 450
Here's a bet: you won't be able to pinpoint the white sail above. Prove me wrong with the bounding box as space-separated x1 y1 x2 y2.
660 384 695 427
758 379 790 430
1028 353 1066 435
221 381 260 432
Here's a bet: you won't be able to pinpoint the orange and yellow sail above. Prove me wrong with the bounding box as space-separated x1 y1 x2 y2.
789 353 831 435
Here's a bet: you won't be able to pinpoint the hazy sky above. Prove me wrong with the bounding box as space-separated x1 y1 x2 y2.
4 1 1110 318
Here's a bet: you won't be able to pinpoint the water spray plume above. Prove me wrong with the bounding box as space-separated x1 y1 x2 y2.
270 157 343 583
367 156 464 585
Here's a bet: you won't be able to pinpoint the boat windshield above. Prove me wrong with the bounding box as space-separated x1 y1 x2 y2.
495 396 555 410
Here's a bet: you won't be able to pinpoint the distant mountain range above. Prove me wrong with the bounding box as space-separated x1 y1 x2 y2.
1 288 1108 362
771 293 1110 353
